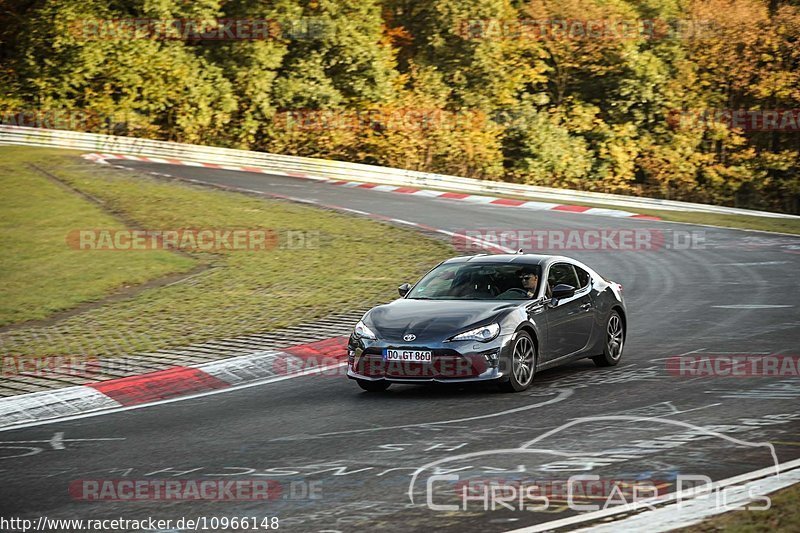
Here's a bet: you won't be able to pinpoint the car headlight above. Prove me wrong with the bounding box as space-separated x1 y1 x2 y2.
450 323 500 342
354 319 377 340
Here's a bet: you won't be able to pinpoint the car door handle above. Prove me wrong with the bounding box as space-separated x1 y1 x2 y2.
580 303 592 310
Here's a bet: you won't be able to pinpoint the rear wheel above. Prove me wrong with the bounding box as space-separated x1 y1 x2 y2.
499 331 536 392
356 379 391 392
592 311 624 367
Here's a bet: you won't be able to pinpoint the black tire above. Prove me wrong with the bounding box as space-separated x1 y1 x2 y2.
357 379 391 392
592 310 624 367
498 330 536 392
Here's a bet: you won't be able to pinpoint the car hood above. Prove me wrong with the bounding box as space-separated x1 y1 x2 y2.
365 299 517 343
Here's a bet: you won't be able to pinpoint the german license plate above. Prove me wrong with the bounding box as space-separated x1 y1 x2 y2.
383 349 432 362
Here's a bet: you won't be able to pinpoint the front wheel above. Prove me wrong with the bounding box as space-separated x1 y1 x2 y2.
592 310 624 367
356 379 391 392
499 331 536 392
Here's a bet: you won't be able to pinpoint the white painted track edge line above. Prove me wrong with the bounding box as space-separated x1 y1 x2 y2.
576 467 800 533
503 458 800 533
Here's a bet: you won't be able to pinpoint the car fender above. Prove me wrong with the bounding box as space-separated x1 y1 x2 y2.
506 307 545 356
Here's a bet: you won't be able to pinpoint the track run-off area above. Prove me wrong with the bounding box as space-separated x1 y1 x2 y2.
2 160 799 532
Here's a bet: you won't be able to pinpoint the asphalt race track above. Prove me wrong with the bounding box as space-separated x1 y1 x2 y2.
2 162 799 532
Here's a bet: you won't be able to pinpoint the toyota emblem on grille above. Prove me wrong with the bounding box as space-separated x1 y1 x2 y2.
403 334 416 342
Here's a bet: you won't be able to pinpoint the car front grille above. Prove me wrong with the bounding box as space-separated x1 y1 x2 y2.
354 348 487 379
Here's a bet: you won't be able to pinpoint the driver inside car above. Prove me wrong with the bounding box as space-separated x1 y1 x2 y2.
496 268 540 299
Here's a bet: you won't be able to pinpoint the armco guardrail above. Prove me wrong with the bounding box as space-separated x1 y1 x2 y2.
1 125 796 219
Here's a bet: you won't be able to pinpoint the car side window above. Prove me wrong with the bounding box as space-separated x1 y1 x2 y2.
547 263 580 290
574 265 591 289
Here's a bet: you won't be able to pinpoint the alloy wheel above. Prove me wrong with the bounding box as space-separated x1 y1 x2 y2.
512 335 535 387
607 313 624 361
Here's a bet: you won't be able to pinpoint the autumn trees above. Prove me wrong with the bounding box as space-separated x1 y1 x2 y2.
1 0 798 212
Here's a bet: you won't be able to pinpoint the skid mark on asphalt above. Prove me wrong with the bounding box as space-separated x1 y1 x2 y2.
712 261 790 266
578 403 723 434
270 388 573 442
706 380 800 400
535 363 663 389
519 415 781 457
711 304 793 309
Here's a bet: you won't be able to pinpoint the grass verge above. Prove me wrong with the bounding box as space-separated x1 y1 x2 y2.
0 147 452 357
0 150 195 326
673 482 800 532
605 206 800 235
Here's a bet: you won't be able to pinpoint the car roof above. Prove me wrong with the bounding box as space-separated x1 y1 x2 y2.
442 253 566 266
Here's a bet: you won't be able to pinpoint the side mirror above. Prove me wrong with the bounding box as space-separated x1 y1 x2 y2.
398 283 411 297
551 283 576 300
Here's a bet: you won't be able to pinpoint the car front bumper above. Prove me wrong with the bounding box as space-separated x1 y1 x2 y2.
346 333 515 384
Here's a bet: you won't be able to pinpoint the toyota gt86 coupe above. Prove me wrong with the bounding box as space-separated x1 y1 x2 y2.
347 253 626 392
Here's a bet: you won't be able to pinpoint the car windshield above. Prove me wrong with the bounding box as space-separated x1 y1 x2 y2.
407 262 542 300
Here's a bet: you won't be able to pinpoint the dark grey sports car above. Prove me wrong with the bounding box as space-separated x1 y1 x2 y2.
347 253 626 392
